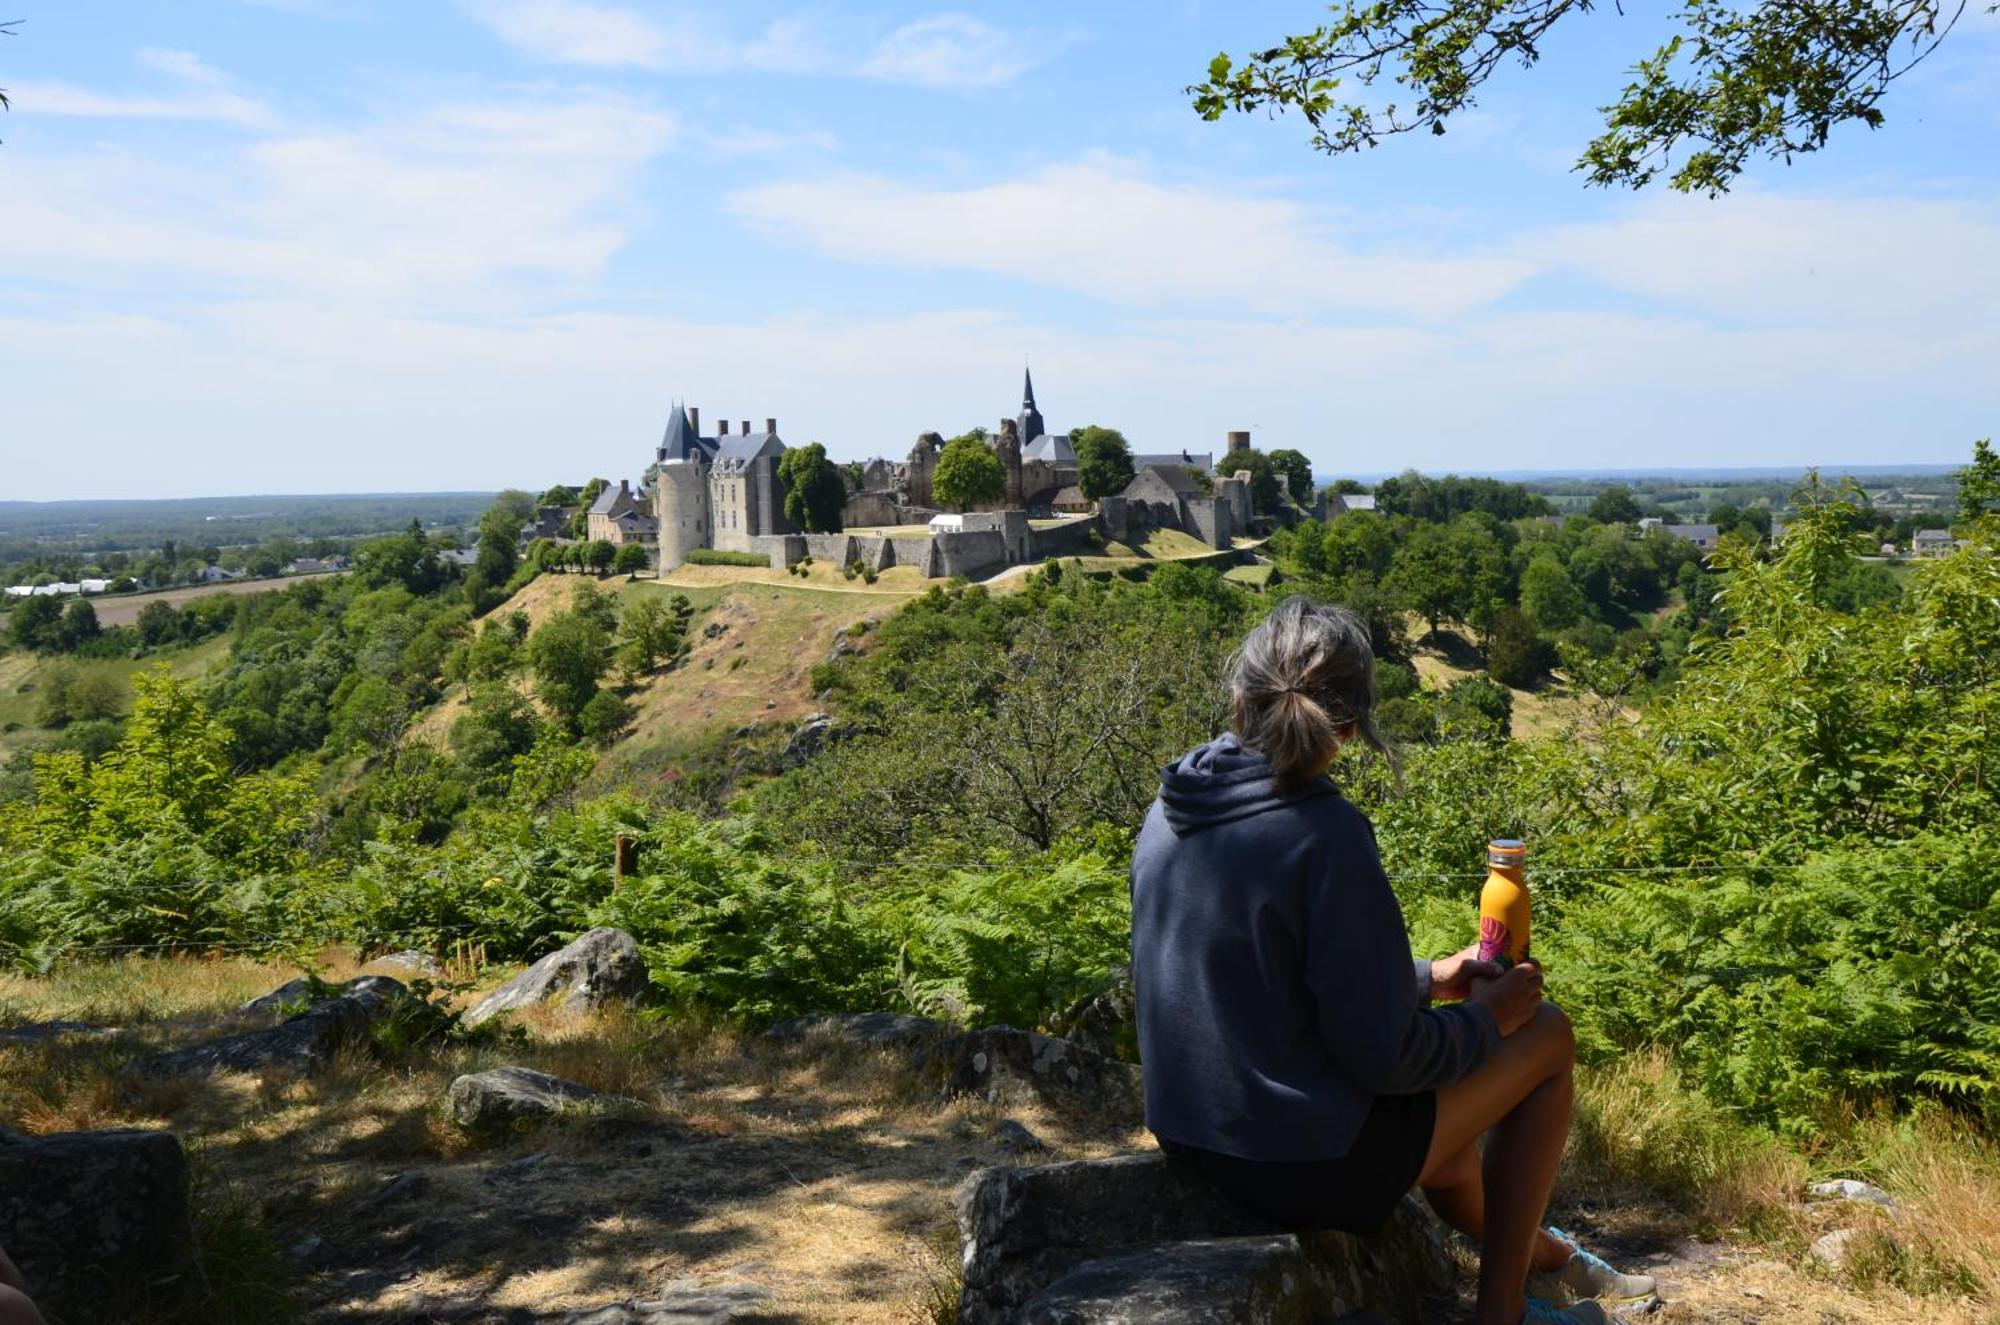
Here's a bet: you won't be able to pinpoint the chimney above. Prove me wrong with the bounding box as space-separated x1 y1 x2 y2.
765 417 777 436
689 407 700 435
742 419 753 435
1227 430 1251 452
716 418 729 436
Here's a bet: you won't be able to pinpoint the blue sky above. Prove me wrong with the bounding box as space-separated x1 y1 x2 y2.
3 0 1997 500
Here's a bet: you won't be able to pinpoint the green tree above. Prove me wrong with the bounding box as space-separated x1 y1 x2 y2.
616 592 693 683
1587 486 1642 524
778 442 848 532
1385 519 1507 637
579 689 634 745
568 478 608 540
932 433 1007 512
1188 1 1971 194
5 595 63 652
1957 437 2000 525
1267 448 1315 505
1520 554 1587 632
613 542 651 575
526 589 615 727
584 539 617 576
1072 425 1136 500
466 490 534 614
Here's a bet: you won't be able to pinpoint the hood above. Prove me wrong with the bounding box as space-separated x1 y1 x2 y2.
1156 732 1333 834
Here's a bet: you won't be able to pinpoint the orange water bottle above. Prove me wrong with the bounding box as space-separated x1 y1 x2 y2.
1477 839 1530 967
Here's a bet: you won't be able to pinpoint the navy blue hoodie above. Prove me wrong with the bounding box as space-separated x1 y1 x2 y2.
1130 733 1498 1161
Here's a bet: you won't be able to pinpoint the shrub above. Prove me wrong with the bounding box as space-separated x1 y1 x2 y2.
684 549 770 568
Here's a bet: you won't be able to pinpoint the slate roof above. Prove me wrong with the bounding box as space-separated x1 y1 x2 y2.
657 404 715 463
1050 485 1088 507
1133 452 1214 474
1023 433 1075 464
1914 528 1955 543
587 482 630 516
1138 463 1202 495
716 429 784 468
1667 524 1719 542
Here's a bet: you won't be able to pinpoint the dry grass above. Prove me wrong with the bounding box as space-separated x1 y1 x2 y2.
0 954 1144 1323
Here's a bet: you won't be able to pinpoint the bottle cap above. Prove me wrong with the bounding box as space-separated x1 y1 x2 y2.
1487 839 1526 867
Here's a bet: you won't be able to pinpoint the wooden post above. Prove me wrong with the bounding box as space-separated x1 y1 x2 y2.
614 834 639 883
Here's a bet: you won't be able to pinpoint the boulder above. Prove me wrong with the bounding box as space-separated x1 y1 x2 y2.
0 1128 196 1322
137 976 408 1077
1808 1178 1897 1212
780 712 834 766
463 928 648 1028
764 1011 950 1054
1051 965 1137 1062
239 976 319 1016
448 1066 606 1133
939 1026 1143 1122
370 950 446 978
1809 1227 1863 1269
567 1279 776 1323
954 1152 1451 1325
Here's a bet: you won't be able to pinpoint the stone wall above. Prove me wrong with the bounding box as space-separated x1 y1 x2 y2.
1028 515 1103 560
1186 498 1229 549
924 530 1010 579
802 533 855 565
746 534 801 568
841 491 903 528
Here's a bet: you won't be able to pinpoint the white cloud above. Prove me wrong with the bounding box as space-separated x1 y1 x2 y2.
859 14 1043 89
9 96 676 301
11 47 269 125
457 0 1059 88
730 154 1535 320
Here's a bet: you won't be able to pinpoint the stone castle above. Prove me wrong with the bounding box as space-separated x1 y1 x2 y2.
612 374 1267 579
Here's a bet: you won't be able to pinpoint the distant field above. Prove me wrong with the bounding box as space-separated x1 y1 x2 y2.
0 635 233 757
79 572 341 627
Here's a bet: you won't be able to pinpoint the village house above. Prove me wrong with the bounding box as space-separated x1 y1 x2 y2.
1913 528 1958 557
585 479 658 546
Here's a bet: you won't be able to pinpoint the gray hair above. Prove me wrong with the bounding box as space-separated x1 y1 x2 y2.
1229 596 1395 790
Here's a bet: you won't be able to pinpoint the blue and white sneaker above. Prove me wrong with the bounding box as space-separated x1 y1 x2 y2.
1546 1227 1658 1304
1524 1299 1608 1324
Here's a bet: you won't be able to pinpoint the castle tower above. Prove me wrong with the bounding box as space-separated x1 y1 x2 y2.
1018 367 1045 444
994 417 1024 508
654 462 709 570
907 432 942 509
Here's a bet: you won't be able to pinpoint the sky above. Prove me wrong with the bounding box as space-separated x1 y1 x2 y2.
2 1 1997 501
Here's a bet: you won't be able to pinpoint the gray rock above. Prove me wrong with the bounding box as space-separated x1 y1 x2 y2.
1809 1227 1864 1269
448 1066 604 1132
138 976 408 1077
463 928 648 1028
954 1152 1451 1325
0 1020 103 1046
996 1119 1047 1154
566 1279 776 1323
240 976 319 1016
1808 1178 1896 1211
0 1128 196 1322
780 712 833 766
370 950 446 978
1051 965 1137 1062
1024 1236 1357 1323
939 1025 1143 1122
764 1010 949 1053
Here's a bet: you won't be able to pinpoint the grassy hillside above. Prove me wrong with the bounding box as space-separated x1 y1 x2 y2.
0 636 233 760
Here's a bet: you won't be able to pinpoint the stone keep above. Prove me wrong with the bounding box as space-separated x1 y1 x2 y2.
654 460 709 571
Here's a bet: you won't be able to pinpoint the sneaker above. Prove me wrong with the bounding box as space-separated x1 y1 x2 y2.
1524 1299 1609 1324
1546 1226 1658 1304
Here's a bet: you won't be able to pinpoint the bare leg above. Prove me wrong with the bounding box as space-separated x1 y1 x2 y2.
1420 1141 1571 1274
1417 1002 1576 1325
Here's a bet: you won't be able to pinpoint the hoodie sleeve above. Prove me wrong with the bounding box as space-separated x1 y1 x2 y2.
1302 808 1499 1095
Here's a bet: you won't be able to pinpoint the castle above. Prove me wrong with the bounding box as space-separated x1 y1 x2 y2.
625 374 1265 579
651 405 797 571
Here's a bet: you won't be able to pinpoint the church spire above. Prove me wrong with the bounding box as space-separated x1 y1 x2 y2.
1022 366 1037 411
1017 366 1046 444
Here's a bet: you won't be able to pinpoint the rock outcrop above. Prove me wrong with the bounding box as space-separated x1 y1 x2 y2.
448 1066 606 1133
463 928 649 1028
0 1128 196 1322
137 975 409 1077
1050 965 1137 1062
764 1011 949 1053
954 1152 1452 1324
567 1279 776 1323
938 1025 1143 1123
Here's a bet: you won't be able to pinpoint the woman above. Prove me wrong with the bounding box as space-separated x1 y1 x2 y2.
1130 597 1655 1325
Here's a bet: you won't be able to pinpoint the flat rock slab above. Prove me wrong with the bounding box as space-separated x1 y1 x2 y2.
448 1066 607 1133
566 1280 777 1323
1024 1235 1347 1323
763 1011 949 1053
368 949 446 978
0 1019 106 1047
939 1025 1143 1122
136 975 408 1077
0 1127 196 1323
955 1152 1451 1325
464 928 649 1028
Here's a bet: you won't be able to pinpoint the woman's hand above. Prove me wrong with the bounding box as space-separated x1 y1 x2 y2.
1429 943 1504 1001
1469 961 1544 1036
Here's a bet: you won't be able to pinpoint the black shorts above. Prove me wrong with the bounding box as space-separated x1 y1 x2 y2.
1156 1090 1437 1235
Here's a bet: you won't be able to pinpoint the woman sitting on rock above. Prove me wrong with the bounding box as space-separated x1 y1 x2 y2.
1129 596 1655 1325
